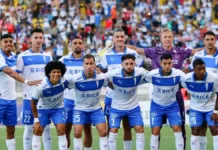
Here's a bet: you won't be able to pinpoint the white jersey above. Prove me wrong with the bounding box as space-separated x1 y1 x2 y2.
106 67 147 110
189 50 218 73
70 71 108 111
32 74 74 109
0 50 17 100
16 49 52 100
146 68 185 106
59 53 84 101
99 47 144 98
181 72 218 112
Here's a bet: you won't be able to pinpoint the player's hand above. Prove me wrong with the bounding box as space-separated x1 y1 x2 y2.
33 122 42 135
211 113 218 123
27 80 42 86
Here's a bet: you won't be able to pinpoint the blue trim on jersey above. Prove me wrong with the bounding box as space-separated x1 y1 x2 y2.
97 64 107 71
152 76 180 86
63 58 83 66
42 84 65 97
192 72 208 82
32 97 38 101
69 53 84 59
15 69 22 73
82 70 97 79
113 75 142 87
195 56 218 68
75 79 104 91
159 68 172 76
106 53 135 65
112 47 127 54
121 68 135 77
22 55 50 66
0 65 7 71
28 49 43 54
0 50 16 67
203 50 218 57
185 82 214 92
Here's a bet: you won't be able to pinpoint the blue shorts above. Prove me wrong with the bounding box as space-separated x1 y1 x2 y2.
22 99 34 125
189 109 218 127
38 108 66 127
109 106 144 129
150 101 182 128
0 99 17 126
104 97 112 116
73 108 106 125
64 98 75 123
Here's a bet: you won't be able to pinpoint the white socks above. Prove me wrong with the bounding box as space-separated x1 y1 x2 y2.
199 136 207 150
23 125 33 150
174 132 184 150
84 148 92 150
150 134 159 150
191 135 200 150
213 135 218 150
32 135 41 150
42 125 52 150
58 135 68 150
123 140 132 150
74 137 82 150
136 133 145 150
100 136 108 150
109 132 118 150
6 138 16 150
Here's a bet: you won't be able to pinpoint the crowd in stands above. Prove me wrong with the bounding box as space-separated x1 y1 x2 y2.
0 0 218 60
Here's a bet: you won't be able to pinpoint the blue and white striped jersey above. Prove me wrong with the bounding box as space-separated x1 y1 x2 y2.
98 47 144 98
0 50 17 100
59 53 84 101
106 67 147 110
188 50 218 73
32 74 74 109
16 49 52 100
181 72 218 112
146 68 185 106
70 71 108 111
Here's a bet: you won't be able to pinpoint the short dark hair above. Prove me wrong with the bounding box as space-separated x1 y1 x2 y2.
45 61 66 78
160 53 172 61
72 36 83 41
193 58 205 68
112 28 125 35
30 28 44 36
1 34 13 40
121 54 136 62
203 31 216 38
83 54 95 62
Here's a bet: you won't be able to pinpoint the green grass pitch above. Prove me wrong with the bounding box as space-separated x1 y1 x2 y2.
0 126 213 150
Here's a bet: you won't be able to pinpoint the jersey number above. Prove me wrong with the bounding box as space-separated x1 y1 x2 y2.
74 115 80 123
190 117 196 125
24 115 31 123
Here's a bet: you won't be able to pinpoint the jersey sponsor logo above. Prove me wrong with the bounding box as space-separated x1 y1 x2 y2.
29 67 45 73
81 92 99 98
157 87 174 93
190 94 209 100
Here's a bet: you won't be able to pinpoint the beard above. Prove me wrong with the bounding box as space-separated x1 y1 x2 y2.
74 48 82 54
124 69 134 75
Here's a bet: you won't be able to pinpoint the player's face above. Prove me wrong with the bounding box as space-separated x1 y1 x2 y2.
1 37 13 54
204 35 216 50
161 58 172 74
113 32 126 47
83 58 96 76
160 31 173 48
72 39 84 54
49 69 62 84
194 64 206 80
31 32 44 49
121 59 135 75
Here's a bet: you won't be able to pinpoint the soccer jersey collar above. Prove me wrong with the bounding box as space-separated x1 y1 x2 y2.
70 52 84 59
0 49 16 67
29 49 43 54
82 70 97 79
121 68 135 77
159 67 172 76
46 77 61 87
112 47 127 53
192 72 208 82
203 49 218 57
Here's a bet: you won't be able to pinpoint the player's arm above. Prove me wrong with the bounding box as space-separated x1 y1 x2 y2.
2 66 42 85
191 47 204 56
211 94 218 123
64 74 75 89
125 45 145 56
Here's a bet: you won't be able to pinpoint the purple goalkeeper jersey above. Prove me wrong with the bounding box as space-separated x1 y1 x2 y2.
144 46 192 69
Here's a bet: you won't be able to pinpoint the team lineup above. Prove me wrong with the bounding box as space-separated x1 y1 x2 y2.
1 28 218 150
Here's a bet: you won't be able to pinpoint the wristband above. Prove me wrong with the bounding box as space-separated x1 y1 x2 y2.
34 118 39 123
24 80 29 84
213 110 218 114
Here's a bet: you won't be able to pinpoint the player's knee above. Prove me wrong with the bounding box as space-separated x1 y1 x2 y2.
172 125 182 132
134 126 144 133
110 128 118 133
74 130 82 138
56 128 66 136
191 128 200 136
209 127 218 136
152 127 160 135
98 129 107 137
6 126 15 138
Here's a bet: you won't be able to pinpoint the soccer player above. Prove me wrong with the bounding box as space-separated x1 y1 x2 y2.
0 34 41 150
98 28 144 149
183 30 218 149
181 59 218 150
106 54 146 150
59 37 92 149
128 28 203 149
16 28 52 150
146 53 184 150
71 54 108 150
31 61 74 150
